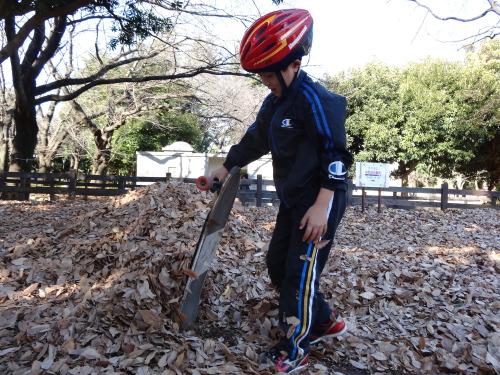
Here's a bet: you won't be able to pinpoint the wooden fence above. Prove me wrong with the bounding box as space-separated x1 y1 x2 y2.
0 171 498 210
348 183 498 211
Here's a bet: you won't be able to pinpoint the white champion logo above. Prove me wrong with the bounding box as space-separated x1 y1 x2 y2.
328 161 347 180
281 119 293 128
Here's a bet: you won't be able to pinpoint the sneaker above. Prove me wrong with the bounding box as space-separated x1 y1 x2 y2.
262 349 309 374
309 310 347 344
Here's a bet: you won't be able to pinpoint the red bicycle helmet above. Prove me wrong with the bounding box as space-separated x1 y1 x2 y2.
240 9 313 73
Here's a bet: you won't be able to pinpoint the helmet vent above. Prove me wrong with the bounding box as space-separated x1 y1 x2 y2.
255 36 267 47
262 43 274 53
255 26 267 39
273 15 290 24
241 44 251 59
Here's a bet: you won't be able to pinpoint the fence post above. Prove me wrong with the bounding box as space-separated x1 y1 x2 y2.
49 177 56 201
256 175 263 207
20 175 30 201
441 183 449 210
68 169 76 200
377 188 382 213
361 187 366 213
83 174 89 201
347 179 354 207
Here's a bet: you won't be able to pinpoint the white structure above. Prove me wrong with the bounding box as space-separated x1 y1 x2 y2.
136 141 274 181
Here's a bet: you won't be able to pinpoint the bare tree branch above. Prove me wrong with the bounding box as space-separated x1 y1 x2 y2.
35 66 250 104
34 49 164 95
403 0 500 22
401 0 500 45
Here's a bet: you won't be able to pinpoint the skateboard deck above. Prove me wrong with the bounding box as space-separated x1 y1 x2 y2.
180 166 241 327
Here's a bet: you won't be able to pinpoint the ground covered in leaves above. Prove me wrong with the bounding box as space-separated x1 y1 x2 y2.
0 181 499 375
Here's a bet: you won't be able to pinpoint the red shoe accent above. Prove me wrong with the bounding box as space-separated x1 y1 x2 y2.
309 311 347 344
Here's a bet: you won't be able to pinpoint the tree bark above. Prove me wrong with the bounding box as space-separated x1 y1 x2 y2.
0 112 12 172
91 130 113 175
397 161 417 189
9 103 38 172
5 15 67 174
36 102 69 173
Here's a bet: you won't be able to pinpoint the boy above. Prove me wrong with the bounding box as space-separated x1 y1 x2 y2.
211 9 353 374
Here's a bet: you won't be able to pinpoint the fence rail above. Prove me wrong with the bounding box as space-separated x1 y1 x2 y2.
348 183 498 211
0 171 498 210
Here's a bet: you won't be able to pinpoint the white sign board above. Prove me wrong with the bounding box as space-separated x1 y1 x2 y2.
356 162 390 188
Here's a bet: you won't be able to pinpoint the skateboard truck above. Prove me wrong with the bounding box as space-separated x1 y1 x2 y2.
196 176 222 193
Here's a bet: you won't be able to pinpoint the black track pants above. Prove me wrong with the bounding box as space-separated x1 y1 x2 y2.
266 189 347 359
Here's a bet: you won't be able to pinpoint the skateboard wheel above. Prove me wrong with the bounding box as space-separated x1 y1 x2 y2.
196 176 212 191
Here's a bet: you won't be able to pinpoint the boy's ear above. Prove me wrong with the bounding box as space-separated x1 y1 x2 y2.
292 59 302 71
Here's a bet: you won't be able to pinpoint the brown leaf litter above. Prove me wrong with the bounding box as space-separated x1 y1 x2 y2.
0 181 499 375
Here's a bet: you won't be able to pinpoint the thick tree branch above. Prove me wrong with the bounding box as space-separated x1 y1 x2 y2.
19 16 68 89
31 16 68 80
4 16 26 105
0 0 92 63
35 49 164 94
35 67 251 104
21 22 45 73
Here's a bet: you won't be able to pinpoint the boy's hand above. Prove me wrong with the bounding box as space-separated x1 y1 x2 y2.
299 188 335 243
210 166 229 182
300 204 328 243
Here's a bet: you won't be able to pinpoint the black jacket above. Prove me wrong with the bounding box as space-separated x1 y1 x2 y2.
223 70 353 208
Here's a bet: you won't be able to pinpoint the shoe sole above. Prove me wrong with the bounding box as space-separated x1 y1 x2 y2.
286 363 308 374
310 324 347 344
264 353 309 374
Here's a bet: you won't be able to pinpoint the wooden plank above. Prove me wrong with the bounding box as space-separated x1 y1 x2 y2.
0 171 69 179
74 188 126 196
0 186 67 194
448 189 500 197
75 182 121 188
352 186 443 195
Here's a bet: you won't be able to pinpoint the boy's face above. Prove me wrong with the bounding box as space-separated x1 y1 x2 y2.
258 60 301 96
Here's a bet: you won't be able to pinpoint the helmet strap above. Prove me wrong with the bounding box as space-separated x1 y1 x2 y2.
275 67 300 97
276 70 289 96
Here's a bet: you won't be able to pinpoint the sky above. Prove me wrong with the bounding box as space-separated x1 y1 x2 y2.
3 0 497 84
233 0 498 77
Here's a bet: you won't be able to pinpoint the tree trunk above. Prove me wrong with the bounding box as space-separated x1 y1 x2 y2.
486 136 499 191
398 161 417 188
36 128 68 173
71 153 80 172
395 161 417 197
9 103 38 173
0 119 11 172
488 170 499 191
92 149 111 175
37 158 52 173
91 130 113 175
5 15 67 176
456 175 466 190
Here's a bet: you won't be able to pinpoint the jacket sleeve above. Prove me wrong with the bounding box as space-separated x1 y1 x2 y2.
303 90 353 191
223 98 272 171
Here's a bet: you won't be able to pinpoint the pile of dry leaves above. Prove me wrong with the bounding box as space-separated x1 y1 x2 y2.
0 181 498 375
